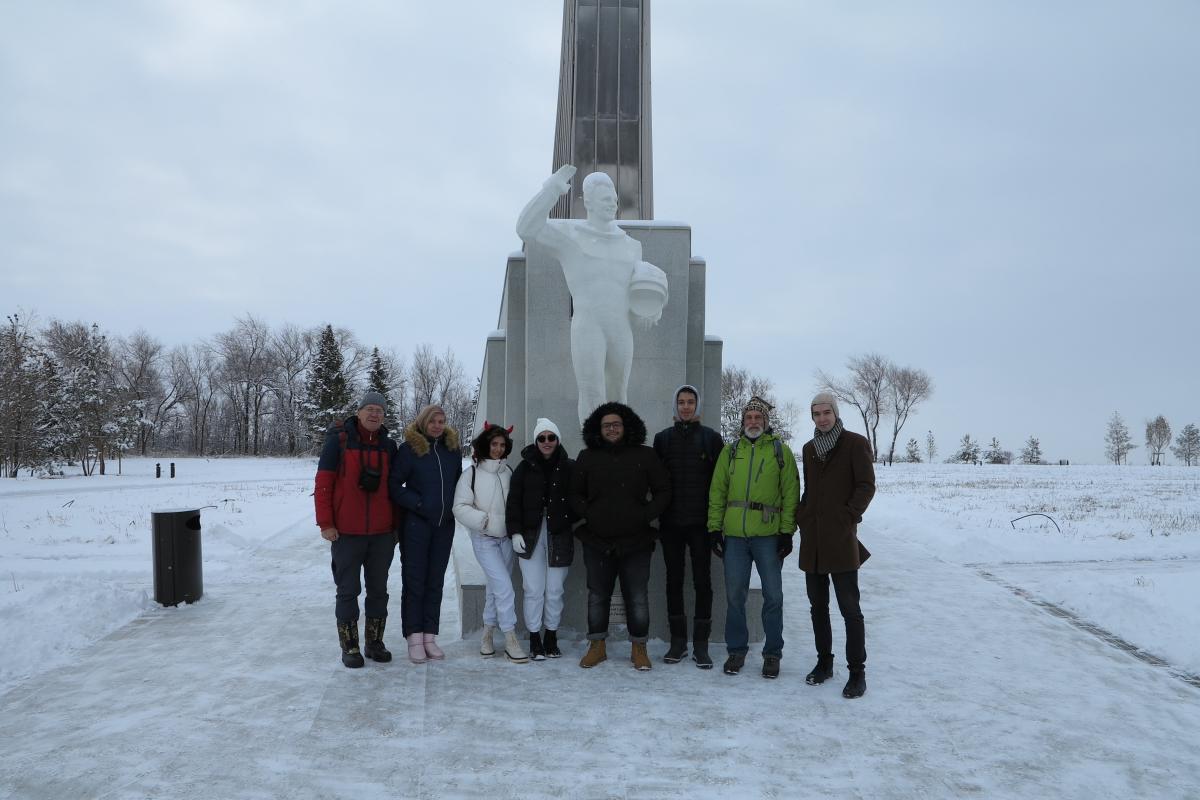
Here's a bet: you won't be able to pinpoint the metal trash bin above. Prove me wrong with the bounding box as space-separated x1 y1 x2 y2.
152 508 203 606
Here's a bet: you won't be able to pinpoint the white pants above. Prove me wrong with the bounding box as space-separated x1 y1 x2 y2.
518 518 569 633
469 531 517 632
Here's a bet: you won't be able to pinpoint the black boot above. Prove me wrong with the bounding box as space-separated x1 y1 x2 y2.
337 621 365 669
543 629 561 658
529 631 546 661
664 615 688 663
843 669 867 699
805 655 834 685
691 618 713 669
363 617 392 663
723 652 746 675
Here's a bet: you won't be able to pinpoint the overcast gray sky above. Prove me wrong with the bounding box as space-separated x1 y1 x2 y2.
3 1 1197 464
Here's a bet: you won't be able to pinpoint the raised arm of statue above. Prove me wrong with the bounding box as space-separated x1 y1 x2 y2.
516 164 577 247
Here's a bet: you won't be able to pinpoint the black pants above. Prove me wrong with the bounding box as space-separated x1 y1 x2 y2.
660 523 713 621
330 532 396 623
583 544 651 642
400 518 455 637
805 570 866 671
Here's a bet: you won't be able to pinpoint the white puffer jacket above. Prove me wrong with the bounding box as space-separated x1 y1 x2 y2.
452 458 512 538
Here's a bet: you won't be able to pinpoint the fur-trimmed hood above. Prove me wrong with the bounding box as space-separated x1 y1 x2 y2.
581 402 647 450
403 422 460 456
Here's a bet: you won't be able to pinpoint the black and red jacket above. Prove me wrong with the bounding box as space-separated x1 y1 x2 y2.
314 417 398 535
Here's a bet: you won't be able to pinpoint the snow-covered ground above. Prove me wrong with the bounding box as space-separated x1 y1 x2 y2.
0 458 1197 798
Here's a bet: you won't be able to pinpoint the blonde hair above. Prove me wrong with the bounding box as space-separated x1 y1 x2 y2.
414 404 447 434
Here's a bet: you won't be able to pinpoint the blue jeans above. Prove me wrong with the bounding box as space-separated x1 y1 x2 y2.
723 535 784 657
582 544 651 642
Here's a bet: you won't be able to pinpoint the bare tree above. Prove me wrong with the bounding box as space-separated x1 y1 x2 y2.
925 430 937 464
268 324 313 455
1104 412 1137 465
1173 423 1200 466
114 330 182 455
816 353 890 461
883 365 933 465
214 315 275 455
171 343 218 455
1144 415 1171 466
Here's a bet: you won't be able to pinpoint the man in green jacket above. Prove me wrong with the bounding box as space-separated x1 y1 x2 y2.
707 396 800 678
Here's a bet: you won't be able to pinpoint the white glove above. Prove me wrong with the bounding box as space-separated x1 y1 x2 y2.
511 534 527 554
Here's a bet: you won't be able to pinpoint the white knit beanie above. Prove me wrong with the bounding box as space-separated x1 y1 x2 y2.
810 391 840 418
531 417 562 443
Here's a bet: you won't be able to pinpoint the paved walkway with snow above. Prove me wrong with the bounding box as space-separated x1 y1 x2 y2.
1 516 1198 800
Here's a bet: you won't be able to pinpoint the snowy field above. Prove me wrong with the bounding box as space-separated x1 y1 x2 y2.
1 458 1198 798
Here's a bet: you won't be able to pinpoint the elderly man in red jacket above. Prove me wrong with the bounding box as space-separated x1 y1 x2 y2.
315 391 399 668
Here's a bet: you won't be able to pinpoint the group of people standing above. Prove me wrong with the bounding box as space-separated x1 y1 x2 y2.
314 385 876 698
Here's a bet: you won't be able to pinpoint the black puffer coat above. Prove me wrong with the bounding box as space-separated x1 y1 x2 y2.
652 420 724 528
570 402 671 556
505 442 576 567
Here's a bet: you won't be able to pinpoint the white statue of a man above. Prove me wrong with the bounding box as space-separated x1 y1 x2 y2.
517 165 667 423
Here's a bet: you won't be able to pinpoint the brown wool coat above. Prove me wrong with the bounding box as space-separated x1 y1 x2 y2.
795 429 876 574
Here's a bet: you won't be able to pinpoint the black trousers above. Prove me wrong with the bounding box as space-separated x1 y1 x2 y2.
330 532 396 623
805 570 866 671
660 523 713 621
583 544 651 642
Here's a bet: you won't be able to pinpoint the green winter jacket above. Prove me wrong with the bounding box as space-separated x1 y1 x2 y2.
707 433 800 537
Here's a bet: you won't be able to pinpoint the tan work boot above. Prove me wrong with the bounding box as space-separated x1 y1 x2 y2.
631 642 652 671
579 639 607 668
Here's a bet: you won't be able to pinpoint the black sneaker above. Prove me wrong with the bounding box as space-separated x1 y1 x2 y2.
723 653 746 675
762 655 780 679
529 632 546 661
842 670 867 699
543 630 561 658
805 656 834 686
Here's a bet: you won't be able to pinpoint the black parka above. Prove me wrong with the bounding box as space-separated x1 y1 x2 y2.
570 402 671 556
652 420 724 528
505 443 576 567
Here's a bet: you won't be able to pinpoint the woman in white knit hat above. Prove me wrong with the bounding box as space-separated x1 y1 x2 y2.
505 418 577 660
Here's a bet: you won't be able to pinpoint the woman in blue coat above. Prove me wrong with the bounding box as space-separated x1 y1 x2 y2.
389 404 463 663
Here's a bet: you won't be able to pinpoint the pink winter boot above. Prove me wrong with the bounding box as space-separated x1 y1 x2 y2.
406 633 428 664
422 633 445 660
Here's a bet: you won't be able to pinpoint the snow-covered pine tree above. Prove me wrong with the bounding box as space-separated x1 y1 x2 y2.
984 437 1007 464
1021 436 1043 465
904 438 922 463
365 347 395 427
954 434 980 464
925 430 937 463
304 324 352 446
1171 423 1200 466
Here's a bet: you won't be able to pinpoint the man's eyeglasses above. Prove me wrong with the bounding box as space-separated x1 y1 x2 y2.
536 433 558 443
601 422 624 430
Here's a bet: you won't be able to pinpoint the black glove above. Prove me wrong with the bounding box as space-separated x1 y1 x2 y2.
776 534 794 560
710 531 724 559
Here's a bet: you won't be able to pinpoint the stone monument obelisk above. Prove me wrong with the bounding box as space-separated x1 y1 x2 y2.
460 0 762 643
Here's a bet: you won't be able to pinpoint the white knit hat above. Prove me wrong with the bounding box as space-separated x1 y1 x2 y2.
531 417 562 443
810 391 840 418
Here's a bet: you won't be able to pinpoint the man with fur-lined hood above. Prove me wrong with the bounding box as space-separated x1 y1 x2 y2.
389 404 462 664
652 385 725 669
570 401 671 671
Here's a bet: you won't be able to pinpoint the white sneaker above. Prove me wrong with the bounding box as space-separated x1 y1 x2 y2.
504 629 529 663
480 625 496 658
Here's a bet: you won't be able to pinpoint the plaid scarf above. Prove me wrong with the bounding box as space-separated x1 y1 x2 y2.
813 419 844 462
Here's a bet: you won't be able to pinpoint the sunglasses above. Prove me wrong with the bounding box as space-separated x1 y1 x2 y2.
536 433 558 443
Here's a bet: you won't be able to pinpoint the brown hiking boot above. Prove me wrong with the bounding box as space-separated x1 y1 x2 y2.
579 639 607 668
631 642 652 671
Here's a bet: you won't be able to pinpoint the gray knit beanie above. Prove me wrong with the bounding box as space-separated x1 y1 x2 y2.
810 391 839 417
358 391 387 410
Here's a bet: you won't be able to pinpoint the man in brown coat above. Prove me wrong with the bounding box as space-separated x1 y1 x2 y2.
795 392 876 698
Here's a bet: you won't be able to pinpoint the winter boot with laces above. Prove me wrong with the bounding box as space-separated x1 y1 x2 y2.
691 618 713 669
363 617 392 663
579 639 607 668
543 629 562 658
504 629 529 663
480 625 496 658
762 655 781 679
337 621 365 669
722 652 746 675
805 654 835 685
631 642 652 671
664 615 688 663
